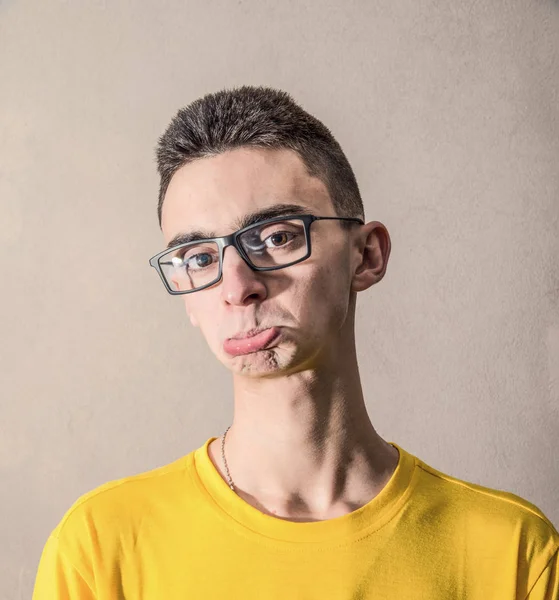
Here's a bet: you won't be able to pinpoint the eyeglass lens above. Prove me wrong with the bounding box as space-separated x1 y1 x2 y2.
158 218 309 292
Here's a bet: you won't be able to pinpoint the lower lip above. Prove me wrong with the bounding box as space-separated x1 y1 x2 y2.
223 327 281 357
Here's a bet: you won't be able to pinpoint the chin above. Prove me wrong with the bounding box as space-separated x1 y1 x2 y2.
227 345 323 379
224 347 290 377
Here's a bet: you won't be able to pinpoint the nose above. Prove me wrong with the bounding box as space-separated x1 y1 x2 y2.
220 244 267 306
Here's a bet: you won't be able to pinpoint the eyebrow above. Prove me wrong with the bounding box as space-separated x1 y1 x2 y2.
166 203 314 249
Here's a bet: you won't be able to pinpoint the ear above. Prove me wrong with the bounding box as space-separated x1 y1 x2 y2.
351 221 391 293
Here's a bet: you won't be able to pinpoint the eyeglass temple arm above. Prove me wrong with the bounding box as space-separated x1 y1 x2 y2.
315 216 364 224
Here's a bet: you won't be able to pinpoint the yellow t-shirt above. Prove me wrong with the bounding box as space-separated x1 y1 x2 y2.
33 437 559 599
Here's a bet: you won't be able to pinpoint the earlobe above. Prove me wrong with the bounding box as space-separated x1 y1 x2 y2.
351 270 379 293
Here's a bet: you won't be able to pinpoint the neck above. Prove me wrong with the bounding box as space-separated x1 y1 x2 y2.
210 324 398 521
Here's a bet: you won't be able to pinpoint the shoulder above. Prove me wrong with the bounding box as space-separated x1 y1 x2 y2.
50 451 195 550
412 452 559 559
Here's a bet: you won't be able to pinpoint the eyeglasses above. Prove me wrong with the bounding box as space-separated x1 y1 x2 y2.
148 213 364 295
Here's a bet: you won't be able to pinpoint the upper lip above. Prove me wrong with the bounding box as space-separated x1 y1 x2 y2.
229 327 271 340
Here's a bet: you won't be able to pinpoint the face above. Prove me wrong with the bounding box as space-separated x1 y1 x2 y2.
160 147 377 377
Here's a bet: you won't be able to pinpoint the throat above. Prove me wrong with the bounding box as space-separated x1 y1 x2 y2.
207 437 400 522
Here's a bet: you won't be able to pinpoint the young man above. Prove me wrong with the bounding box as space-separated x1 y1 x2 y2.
33 86 558 598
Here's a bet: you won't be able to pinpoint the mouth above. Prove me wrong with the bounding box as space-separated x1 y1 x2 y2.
224 327 281 356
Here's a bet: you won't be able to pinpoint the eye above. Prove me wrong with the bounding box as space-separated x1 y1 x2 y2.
175 246 219 270
265 231 293 248
186 253 215 270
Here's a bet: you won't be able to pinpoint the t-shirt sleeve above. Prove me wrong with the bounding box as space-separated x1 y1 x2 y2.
32 533 95 600
525 547 559 600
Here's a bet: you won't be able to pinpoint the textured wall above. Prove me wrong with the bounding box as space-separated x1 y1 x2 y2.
1 0 558 597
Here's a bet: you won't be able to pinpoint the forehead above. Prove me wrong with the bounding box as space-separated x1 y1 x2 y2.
161 147 334 244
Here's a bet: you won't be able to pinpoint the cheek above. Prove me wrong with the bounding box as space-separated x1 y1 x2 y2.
184 298 208 329
185 295 225 348
183 300 196 327
294 264 350 331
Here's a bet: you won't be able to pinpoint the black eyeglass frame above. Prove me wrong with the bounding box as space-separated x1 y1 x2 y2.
148 213 365 296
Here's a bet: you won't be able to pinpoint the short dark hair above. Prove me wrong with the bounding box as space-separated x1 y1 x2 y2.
155 85 364 229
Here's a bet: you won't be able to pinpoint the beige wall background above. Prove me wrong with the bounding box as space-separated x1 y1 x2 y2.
1 0 558 596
